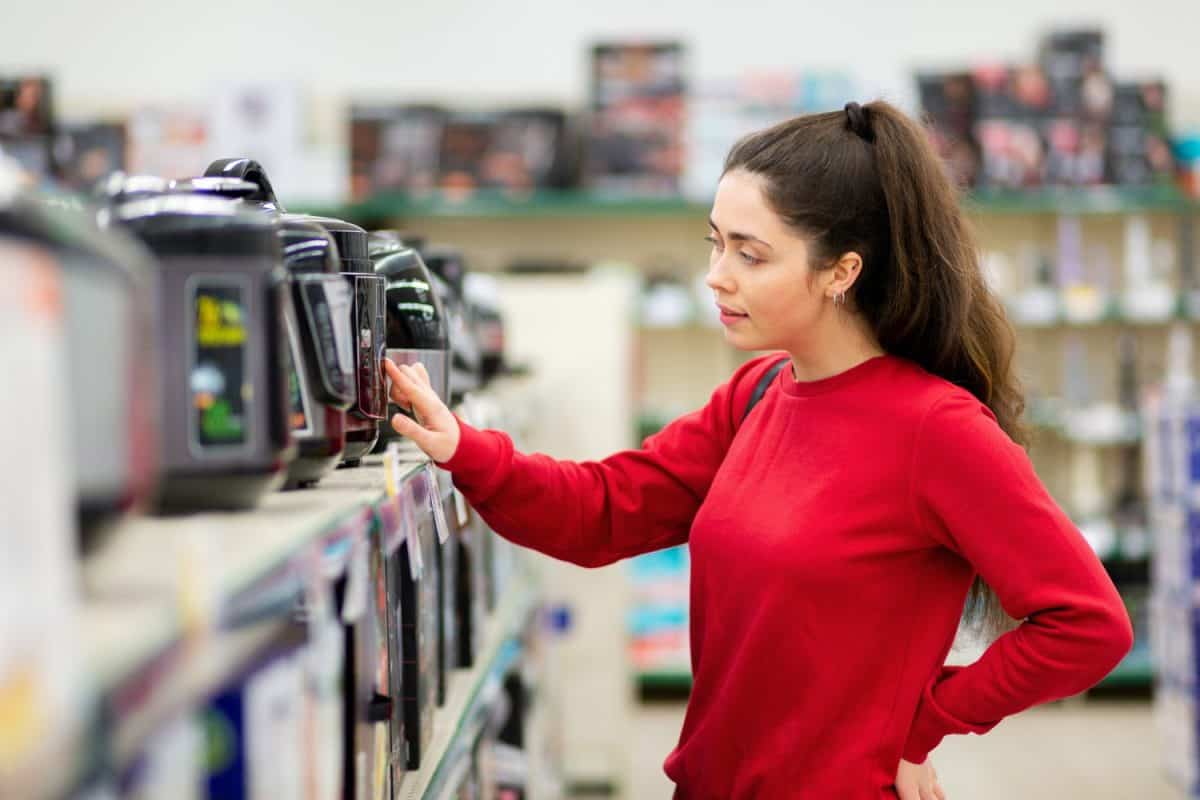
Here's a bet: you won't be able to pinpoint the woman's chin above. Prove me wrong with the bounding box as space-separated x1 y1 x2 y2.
720 326 762 351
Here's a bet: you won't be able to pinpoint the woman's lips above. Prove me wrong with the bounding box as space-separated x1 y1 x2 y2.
717 304 749 326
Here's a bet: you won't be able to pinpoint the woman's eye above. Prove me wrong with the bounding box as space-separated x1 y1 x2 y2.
740 252 763 266
703 235 721 249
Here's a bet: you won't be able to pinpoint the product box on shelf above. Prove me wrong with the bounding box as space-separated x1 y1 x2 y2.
916 72 979 188
1038 29 1111 120
439 108 576 195
386 470 440 773
349 104 447 201
684 70 856 200
199 625 308 800
587 41 686 196
333 530 393 800
971 64 1050 189
0 75 53 178
300 566 347 800
1108 81 1175 186
52 122 126 191
457 509 490 670
431 466 459 706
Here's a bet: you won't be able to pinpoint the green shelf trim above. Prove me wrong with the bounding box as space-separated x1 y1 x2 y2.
293 186 1199 222
635 670 693 690
1096 648 1154 688
296 190 709 221
965 185 1196 215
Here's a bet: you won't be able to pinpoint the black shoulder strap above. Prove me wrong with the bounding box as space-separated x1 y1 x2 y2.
741 357 789 424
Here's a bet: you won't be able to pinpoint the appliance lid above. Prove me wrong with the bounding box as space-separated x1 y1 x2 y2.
288 213 370 273
96 172 172 204
377 248 448 351
419 245 466 297
280 219 340 275
171 176 260 199
0 183 158 285
114 193 281 258
368 229 425 257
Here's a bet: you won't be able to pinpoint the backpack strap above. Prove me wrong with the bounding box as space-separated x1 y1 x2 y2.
741 356 789 424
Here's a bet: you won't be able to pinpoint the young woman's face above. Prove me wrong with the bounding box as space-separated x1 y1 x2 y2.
705 169 833 352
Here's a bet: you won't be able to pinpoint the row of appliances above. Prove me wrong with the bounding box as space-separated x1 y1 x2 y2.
0 155 508 550
81 459 530 800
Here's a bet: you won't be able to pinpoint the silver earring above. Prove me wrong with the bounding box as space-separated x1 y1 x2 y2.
833 291 845 307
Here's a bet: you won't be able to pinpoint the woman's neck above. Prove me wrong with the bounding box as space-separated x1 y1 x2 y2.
786 311 885 383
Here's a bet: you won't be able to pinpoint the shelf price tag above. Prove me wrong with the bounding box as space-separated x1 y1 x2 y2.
402 480 423 581
426 464 451 544
453 487 470 529
384 442 401 500
341 534 369 624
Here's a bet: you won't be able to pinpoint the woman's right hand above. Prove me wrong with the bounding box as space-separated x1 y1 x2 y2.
382 359 461 464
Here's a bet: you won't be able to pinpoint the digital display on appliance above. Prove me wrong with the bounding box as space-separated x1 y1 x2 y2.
190 281 250 450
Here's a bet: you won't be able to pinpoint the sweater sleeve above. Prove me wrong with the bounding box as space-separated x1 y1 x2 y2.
436 354 786 568
901 391 1134 764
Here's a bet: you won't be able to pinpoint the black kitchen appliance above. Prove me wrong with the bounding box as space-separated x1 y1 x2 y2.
108 191 294 512
202 158 387 467
0 175 161 545
463 272 507 384
278 219 356 487
370 231 450 452
421 246 482 402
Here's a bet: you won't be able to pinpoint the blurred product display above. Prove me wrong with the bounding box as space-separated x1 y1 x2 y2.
919 29 1178 191
0 172 161 547
587 41 687 196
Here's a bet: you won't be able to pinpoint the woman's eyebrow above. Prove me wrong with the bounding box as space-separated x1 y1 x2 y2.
708 218 773 250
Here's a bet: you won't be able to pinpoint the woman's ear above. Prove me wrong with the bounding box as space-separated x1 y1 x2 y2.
825 251 864 298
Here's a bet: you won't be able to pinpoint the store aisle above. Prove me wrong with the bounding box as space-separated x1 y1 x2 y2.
628 699 1178 799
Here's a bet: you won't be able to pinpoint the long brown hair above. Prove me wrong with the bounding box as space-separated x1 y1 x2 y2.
725 100 1026 640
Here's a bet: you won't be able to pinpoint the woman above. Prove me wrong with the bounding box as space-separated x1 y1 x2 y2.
382 100 1134 800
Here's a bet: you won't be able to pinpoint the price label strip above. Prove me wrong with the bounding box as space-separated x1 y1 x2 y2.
453 487 470 529
402 479 423 581
426 464 450 544
341 535 369 624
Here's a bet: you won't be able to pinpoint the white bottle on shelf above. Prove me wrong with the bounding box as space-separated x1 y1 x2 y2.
1011 242 1060 325
1121 214 1176 321
1057 215 1108 323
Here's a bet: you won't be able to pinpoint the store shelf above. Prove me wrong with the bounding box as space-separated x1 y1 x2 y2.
294 185 1199 223
1007 297 1200 329
407 588 537 800
1025 400 1142 447
76 455 429 786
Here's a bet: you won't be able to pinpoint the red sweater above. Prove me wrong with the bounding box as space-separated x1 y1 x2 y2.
440 353 1133 798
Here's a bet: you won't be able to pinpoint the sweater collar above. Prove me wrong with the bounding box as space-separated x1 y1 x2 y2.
777 353 895 398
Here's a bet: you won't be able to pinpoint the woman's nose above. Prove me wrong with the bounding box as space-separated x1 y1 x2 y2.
705 255 734 293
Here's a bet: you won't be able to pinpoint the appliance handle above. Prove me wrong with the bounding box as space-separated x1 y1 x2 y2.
203 158 284 210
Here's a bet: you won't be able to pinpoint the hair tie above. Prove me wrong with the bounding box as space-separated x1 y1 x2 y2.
844 102 875 143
